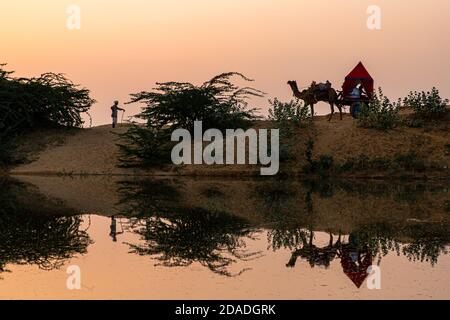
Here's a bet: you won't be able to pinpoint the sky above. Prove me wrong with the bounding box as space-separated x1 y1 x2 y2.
1 0 449 125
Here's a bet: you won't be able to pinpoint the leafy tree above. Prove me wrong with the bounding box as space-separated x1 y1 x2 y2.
0 64 95 165
118 72 263 167
0 64 94 132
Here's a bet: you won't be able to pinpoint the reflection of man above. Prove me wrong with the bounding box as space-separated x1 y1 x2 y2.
110 216 124 242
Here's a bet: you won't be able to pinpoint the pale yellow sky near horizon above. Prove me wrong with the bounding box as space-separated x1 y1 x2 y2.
1 0 449 125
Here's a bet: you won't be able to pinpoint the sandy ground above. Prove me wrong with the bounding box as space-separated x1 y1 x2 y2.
9 114 450 177
12 124 135 175
313 114 449 165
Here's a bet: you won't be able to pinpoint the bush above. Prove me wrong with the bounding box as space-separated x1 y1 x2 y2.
268 98 311 131
119 72 263 167
394 153 426 172
0 136 18 166
0 64 95 165
303 139 315 172
357 88 400 130
117 126 173 167
302 140 334 174
404 87 448 120
338 153 427 173
317 155 334 171
268 98 311 162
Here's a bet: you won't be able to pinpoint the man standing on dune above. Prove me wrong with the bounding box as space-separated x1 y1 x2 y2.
111 100 125 128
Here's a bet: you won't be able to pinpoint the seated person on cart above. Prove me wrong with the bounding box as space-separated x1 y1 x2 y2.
348 80 367 100
348 80 368 118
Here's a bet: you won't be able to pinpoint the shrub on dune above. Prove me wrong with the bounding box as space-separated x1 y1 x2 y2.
0 64 95 166
403 87 448 122
118 72 263 167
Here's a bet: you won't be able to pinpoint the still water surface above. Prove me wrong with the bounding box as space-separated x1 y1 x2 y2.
0 176 448 299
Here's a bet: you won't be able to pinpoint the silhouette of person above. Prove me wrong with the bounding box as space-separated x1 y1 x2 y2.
349 80 367 99
111 101 125 128
110 215 124 242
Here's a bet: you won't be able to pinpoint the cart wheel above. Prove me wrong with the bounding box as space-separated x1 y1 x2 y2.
350 102 361 119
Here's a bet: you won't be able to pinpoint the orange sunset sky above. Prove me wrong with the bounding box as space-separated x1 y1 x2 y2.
1 0 449 125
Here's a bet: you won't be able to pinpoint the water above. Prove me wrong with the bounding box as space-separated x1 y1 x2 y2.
0 176 448 299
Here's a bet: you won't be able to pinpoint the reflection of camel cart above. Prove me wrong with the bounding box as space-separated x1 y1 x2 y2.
337 62 374 118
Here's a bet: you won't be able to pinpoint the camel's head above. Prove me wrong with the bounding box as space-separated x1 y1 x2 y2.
287 80 297 87
287 80 300 94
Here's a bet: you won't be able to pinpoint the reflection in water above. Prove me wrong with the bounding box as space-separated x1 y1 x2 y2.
340 235 373 288
257 179 449 287
0 176 448 296
118 180 261 276
286 232 341 269
117 179 182 217
0 178 92 275
114 178 449 285
109 216 124 242
125 210 261 276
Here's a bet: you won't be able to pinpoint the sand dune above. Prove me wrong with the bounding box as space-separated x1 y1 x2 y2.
9 115 450 178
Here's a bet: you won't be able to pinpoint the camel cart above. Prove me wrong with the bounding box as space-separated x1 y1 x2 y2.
337 62 374 118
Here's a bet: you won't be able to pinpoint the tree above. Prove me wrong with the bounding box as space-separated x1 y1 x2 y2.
0 64 95 165
118 72 263 167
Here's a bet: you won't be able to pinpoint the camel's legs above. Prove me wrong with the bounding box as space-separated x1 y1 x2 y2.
310 104 315 119
328 103 335 122
286 251 300 268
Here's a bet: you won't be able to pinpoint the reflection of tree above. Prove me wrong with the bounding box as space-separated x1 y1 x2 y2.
273 222 449 278
0 215 90 273
255 178 449 289
350 223 450 266
0 178 91 275
254 180 309 252
118 179 261 277
347 224 399 265
126 209 260 276
117 179 182 217
399 224 449 266
257 179 450 268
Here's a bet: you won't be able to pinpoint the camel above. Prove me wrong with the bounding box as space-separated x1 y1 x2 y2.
287 80 343 121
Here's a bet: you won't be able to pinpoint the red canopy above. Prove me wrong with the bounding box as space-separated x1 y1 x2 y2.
342 62 374 99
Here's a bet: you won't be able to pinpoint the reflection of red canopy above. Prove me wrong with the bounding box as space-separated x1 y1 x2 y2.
342 62 374 99
341 249 373 288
